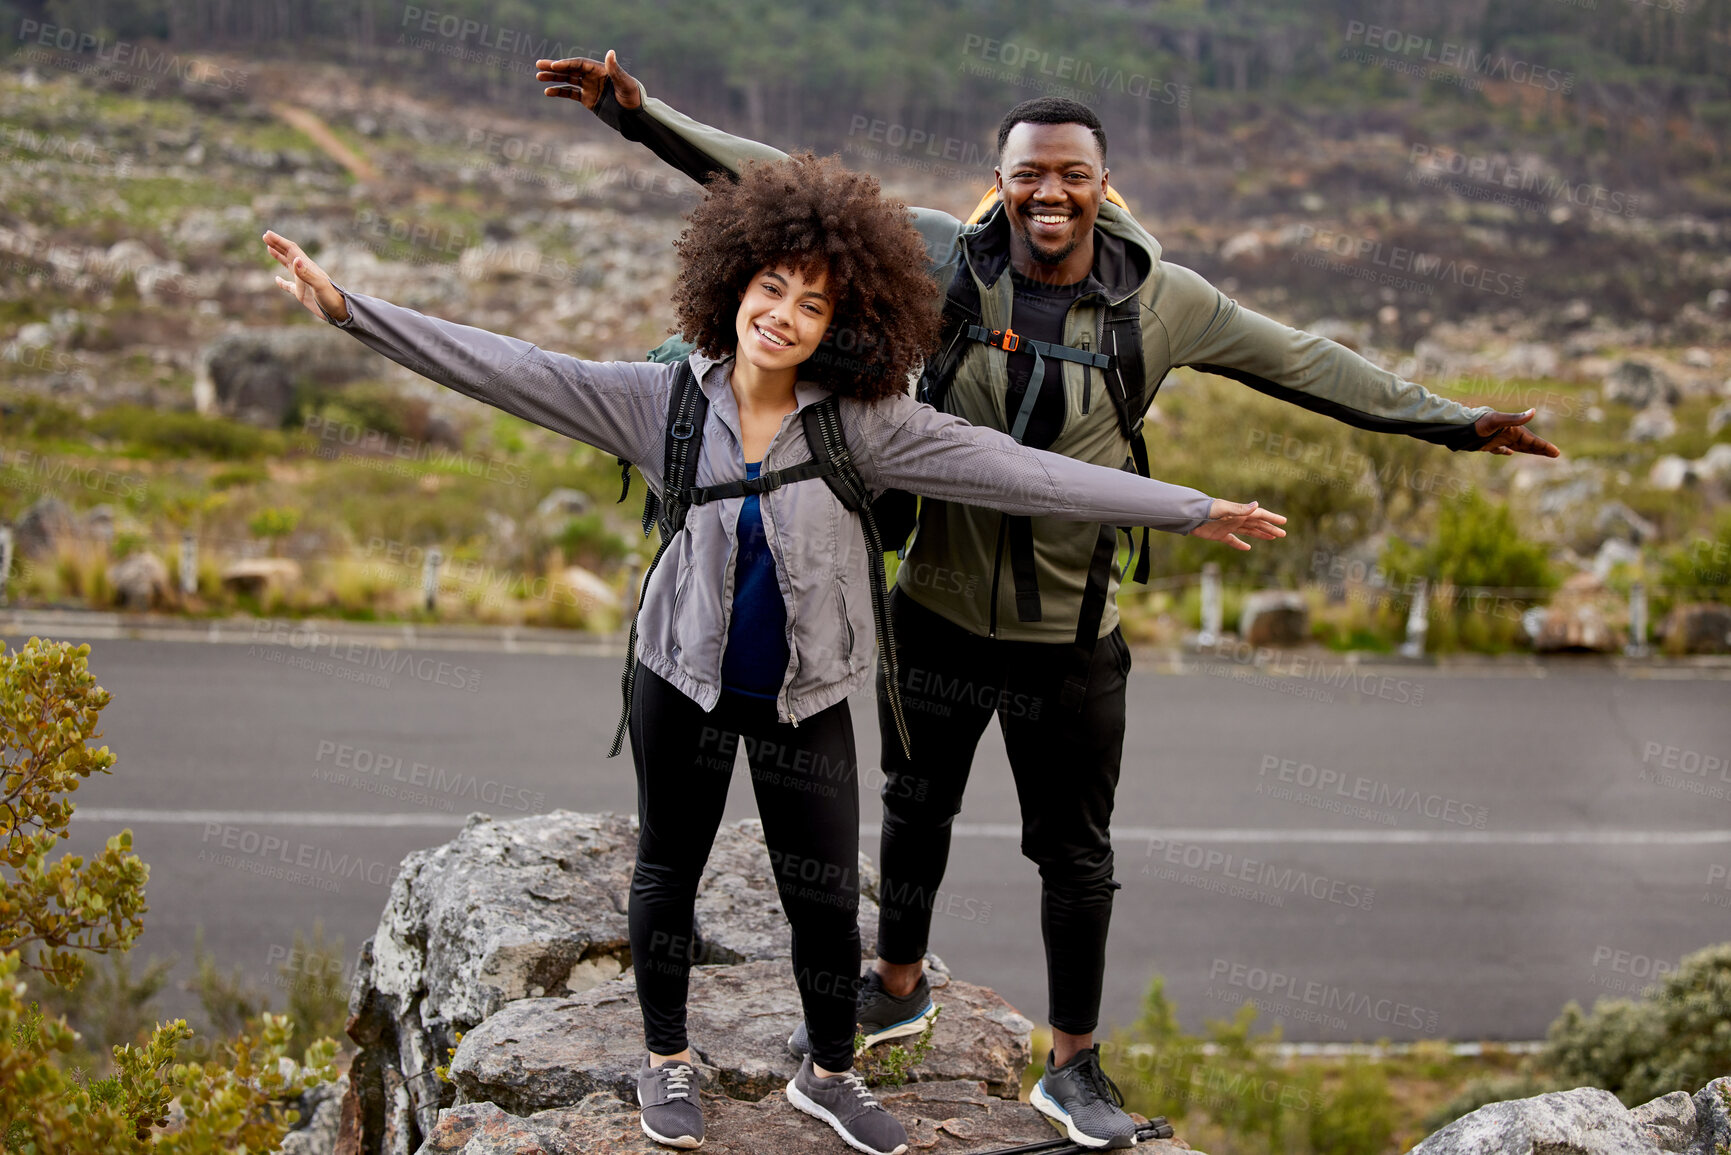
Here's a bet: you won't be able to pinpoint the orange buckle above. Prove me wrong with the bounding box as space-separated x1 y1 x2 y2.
996 327 1020 352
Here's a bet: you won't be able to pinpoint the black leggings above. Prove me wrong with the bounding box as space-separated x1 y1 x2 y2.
628 664 862 1072
873 588 1129 1036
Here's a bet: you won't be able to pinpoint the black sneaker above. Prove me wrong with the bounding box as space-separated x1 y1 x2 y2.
637 1056 704 1149
787 969 937 1058
786 1055 909 1155
1030 1045 1137 1149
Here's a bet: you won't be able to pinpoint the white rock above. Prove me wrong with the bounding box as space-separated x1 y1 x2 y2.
1649 455 1691 491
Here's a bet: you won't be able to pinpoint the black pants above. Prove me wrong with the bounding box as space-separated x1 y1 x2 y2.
628 664 862 1072
874 587 1129 1035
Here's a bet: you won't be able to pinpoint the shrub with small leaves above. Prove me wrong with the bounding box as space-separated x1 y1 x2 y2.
1 637 149 989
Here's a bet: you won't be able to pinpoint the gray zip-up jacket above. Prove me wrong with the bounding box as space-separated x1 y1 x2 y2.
320 288 1218 722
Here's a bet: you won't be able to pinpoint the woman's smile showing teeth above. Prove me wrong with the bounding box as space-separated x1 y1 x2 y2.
755 323 793 348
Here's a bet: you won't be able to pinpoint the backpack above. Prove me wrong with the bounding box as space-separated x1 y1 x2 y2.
609 361 911 760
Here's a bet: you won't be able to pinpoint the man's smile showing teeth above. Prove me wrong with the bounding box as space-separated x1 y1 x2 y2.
1029 212 1072 225
755 323 792 347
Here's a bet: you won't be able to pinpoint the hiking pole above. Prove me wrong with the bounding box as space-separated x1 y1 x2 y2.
971 1117 1176 1155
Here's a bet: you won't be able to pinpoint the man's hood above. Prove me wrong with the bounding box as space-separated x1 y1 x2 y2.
960 196 1161 306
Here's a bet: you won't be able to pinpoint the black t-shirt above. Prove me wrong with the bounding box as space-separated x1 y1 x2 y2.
1003 270 1091 451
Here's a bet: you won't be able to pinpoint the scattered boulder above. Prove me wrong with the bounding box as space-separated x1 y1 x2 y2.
1412 1086 1660 1155
1656 604 1731 655
415 1080 1181 1155
1413 1080 1731 1155
449 963 1031 1113
1592 539 1642 583
338 813 932 1154
1707 404 1731 437
108 551 171 610
1603 361 1678 409
1219 230 1264 263
221 558 303 597
534 489 593 522
557 566 621 614
194 328 378 426
278 1074 348 1155
1532 574 1624 654
1626 405 1677 443
1594 503 1660 545
1649 456 1691 492
10 497 78 559
1682 347 1713 370
1239 590 1309 646
1695 444 1731 485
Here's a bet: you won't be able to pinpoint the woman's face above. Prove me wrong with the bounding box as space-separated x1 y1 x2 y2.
734 264 833 375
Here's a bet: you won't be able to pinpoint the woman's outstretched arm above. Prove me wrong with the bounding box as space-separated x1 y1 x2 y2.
858 393 1287 551
263 231 669 468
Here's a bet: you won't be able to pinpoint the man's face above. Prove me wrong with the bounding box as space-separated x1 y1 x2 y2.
995 122 1109 271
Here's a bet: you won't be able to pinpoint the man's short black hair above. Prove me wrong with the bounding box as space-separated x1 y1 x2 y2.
995 98 1107 163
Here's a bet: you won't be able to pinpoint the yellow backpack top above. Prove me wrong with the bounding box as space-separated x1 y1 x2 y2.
964 184 1130 225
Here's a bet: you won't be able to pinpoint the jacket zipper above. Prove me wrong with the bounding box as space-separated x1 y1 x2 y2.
987 514 1008 638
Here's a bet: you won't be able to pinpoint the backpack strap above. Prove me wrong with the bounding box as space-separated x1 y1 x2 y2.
610 361 707 758
801 397 912 761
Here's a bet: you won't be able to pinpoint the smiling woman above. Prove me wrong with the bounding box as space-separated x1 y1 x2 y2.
261 150 1280 1155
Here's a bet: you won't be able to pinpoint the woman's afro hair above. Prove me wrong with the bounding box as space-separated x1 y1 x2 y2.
671 152 940 402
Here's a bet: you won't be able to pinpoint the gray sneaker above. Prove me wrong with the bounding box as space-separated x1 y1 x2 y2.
1030 1045 1137 1149
637 1056 703 1149
786 1055 909 1155
787 969 936 1058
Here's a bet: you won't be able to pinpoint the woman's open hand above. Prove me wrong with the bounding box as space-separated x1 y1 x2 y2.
262 230 348 322
1191 500 1288 551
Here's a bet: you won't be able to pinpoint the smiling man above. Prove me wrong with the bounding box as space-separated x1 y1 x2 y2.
538 52 1559 1151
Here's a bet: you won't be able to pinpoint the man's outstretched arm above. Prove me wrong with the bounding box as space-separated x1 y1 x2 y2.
536 51 964 272
1154 262 1560 457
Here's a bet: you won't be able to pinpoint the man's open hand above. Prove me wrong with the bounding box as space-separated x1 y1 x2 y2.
1192 500 1288 552
536 49 641 111
1473 409 1561 457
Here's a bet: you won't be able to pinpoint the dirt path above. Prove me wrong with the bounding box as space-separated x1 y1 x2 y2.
270 103 380 184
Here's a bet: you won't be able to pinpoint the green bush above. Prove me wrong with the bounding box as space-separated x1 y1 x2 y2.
0 636 342 1150
1542 943 1731 1106
85 406 284 461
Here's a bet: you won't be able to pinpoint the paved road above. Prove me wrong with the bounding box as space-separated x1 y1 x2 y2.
16 622 1730 1042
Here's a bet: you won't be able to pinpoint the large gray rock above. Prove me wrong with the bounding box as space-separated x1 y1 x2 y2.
416 1081 1184 1155
1630 1091 1695 1153
1411 1086 1657 1155
194 327 378 426
1603 361 1679 409
1657 605 1731 655
11 497 78 559
341 812 886 1155
108 550 170 610
1239 590 1309 647
1690 1078 1731 1155
276 1074 348 1155
449 962 1032 1112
